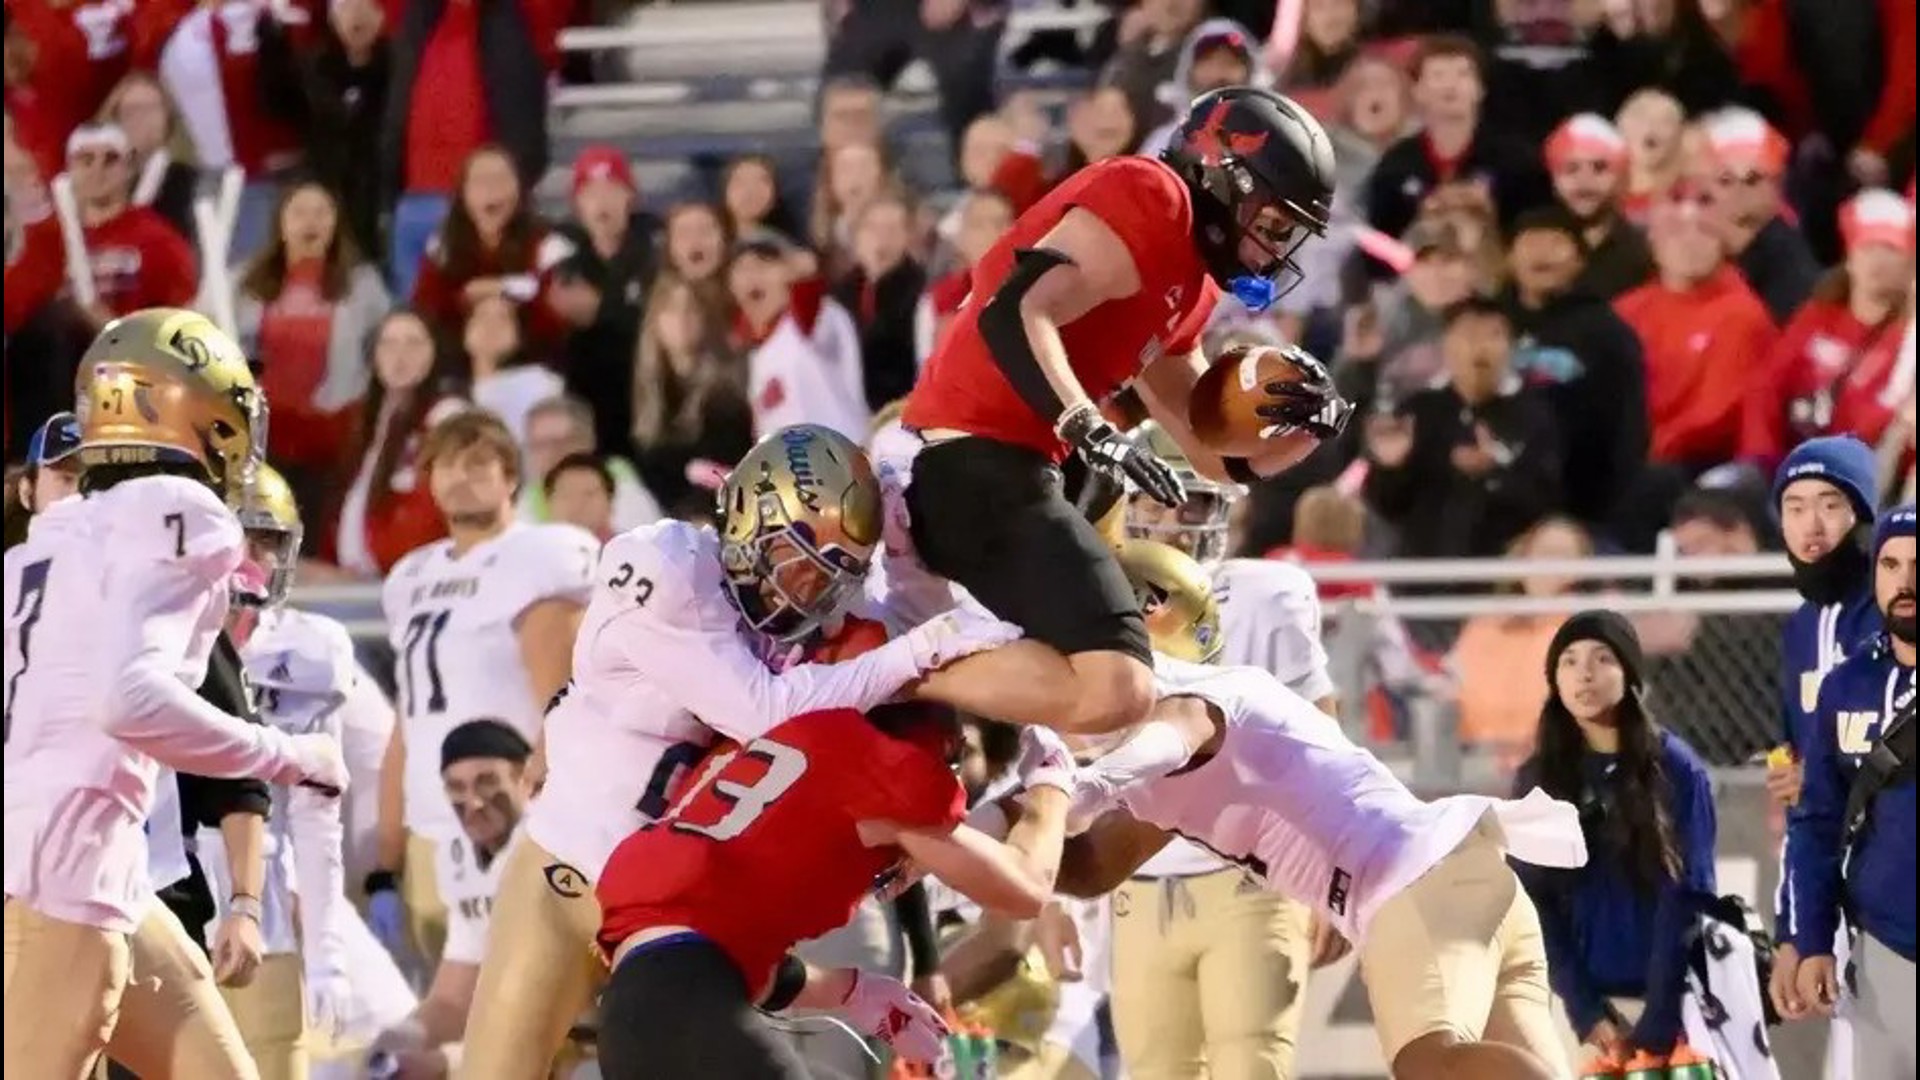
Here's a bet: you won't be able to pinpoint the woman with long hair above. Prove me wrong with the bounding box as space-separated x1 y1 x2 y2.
99 71 198 242
628 271 752 516
235 178 392 533
411 144 569 344
1514 610 1717 1070
325 308 468 577
720 153 799 242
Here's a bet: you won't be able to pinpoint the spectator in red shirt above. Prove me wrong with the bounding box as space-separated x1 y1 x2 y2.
411 144 571 344
135 0 312 261
234 178 392 534
1743 189 1916 467
380 0 562 296
325 306 467 577
1703 108 1820 324
1615 182 1777 473
66 122 198 323
2 0 136 178
99 72 198 245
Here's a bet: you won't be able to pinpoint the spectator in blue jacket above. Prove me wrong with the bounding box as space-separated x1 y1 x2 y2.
1776 506 1916 1078
1768 436 1881 963
1515 610 1718 1061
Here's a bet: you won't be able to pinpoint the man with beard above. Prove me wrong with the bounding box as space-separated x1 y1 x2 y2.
1504 206 1647 535
368 720 536 1078
1703 109 1822 325
1767 435 1882 1080
1776 506 1915 1078
1543 113 1653 300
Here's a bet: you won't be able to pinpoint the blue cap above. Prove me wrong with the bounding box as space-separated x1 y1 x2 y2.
1772 435 1876 522
1874 505 1916 559
26 412 81 468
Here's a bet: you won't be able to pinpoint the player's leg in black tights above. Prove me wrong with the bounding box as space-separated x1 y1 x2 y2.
598 938 813 1080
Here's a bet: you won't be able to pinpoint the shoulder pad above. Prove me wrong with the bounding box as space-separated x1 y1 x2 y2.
103 475 243 576
510 522 602 565
600 520 725 628
245 609 355 693
1218 557 1319 607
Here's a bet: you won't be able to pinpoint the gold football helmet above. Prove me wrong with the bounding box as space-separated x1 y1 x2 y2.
73 308 267 507
717 424 882 642
1124 421 1243 565
1118 538 1224 663
235 462 302 607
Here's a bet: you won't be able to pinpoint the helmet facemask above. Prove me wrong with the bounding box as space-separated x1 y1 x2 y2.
720 494 869 643
1193 168 1323 313
1126 485 1236 565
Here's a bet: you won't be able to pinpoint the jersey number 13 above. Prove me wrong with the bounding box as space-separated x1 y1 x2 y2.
654 739 809 842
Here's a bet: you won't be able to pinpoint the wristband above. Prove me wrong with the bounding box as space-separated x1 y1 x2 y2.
761 953 809 1012
1222 456 1261 485
229 893 264 922
1054 402 1107 447
364 869 400 895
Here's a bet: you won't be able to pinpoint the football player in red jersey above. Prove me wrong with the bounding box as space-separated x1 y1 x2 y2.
593 702 1074 1080
893 87 1351 739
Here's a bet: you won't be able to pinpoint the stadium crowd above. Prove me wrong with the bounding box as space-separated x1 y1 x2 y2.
2 1 1916 1079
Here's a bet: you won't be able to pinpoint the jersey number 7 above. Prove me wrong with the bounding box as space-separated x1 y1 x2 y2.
653 739 809 842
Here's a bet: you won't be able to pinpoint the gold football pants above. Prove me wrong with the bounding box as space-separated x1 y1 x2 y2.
220 952 309 1080
1359 818 1562 1072
404 831 449 969
454 838 605 1080
5 898 257 1079
1109 868 1311 1080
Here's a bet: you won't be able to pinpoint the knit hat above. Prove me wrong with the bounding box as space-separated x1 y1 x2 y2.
1875 505 1916 559
1772 435 1877 523
1546 609 1645 693
440 718 532 772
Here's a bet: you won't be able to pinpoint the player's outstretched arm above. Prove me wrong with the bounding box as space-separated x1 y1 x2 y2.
889 818 1054 920
103 563 340 789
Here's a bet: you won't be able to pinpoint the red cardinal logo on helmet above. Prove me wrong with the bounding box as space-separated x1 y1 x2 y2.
1190 100 1270 167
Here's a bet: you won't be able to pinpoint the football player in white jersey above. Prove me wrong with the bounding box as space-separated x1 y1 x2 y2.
5 411 82 729
1109 429 1337 1080
371 719 537 1079
2 308 346 1079
188 463 409 1078
1031 560 1591 1080
457 423 1023 1078
372 410 598 966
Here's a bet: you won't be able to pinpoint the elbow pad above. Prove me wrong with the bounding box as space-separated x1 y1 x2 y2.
760 953 809 1012
978 247 1077 425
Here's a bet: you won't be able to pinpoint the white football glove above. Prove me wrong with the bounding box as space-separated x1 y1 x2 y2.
901 603 1022 673
837 970 950 1067
1014 725 1077 796
304 966 356 1041
271 731 348 795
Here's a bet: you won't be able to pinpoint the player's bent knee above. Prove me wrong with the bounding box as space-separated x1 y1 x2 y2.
1063 653 1156 734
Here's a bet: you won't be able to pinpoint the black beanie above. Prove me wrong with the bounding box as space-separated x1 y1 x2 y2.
1545 609 1645 693
441 718 533 772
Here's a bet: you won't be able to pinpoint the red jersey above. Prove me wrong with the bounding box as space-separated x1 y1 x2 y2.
1741 298 1909 464
83 205 199 315
902 156 1219 462
596 708 965 992
1614 266 1777 467
4 0 135 176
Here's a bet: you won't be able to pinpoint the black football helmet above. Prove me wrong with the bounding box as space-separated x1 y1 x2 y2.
1160 86 1337 313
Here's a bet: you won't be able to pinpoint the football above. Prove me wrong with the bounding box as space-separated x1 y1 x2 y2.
1186 343 1329 465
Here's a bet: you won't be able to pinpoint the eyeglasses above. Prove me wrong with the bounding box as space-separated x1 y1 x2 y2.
1715 169 1774 187
1555 159 1616 178
1665 184 1716 209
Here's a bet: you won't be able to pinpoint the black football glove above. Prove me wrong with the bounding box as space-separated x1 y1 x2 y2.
1057 403 1185 508
1253 346 1354 440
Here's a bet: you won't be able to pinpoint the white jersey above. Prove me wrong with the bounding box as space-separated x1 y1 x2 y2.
3 476 300 933
198 608 358 967
1139 558 1335 879
1106 659 1585 944
439 827 521 966
525 519 932 879
381 522 597 844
